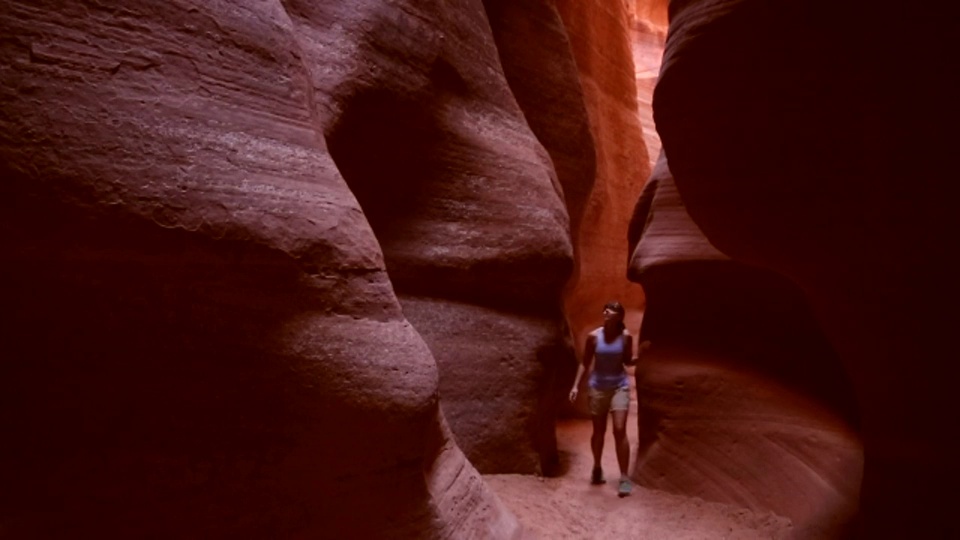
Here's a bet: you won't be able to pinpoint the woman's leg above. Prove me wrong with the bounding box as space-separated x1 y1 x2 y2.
611 409 629 477
611 386 633 496
591 413 608 469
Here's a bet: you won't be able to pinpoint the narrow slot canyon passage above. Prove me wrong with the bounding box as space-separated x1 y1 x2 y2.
479 2 864 537
2 0 953 537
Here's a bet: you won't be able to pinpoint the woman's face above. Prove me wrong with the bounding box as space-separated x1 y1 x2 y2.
603 307 624 323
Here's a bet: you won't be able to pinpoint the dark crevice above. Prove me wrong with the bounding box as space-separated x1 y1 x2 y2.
326 88 443 241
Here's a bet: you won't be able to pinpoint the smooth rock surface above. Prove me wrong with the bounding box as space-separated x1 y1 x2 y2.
652 0 958 535
628 0 668 172
483 0 596 243
628 154 862 537
554 0 650 373
0 1 522 536
628 152 728 271
402 297 569 475
320 0 575 474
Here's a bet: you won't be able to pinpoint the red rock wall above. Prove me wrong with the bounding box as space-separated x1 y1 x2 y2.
629 154 862 537
630 0 670 34
0 1 529 536
628 0 668 172
319 0 575 474
651 0 958 535
482 0 596 244
554 0 651 367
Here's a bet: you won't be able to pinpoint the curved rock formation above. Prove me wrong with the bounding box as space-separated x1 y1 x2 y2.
0 1 522 536
482 0 596 245
628 0 668 172
629 153 862 537
628 154 727 269
652 0 958 535
479 0 600 466
319 0 574 474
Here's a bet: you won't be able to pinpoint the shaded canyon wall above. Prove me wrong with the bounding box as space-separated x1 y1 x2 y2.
0 0 603 535
629 153 862 538
649 0 958 536
322 0 576 476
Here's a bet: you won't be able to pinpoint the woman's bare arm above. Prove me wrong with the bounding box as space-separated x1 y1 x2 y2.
622 333 635 366
626 338 651 366
569 334 597 401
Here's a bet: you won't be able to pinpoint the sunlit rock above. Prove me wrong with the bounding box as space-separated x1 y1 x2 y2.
554 0 650 370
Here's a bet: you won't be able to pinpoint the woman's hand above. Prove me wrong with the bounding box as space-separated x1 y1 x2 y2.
568 387 579 402
625 341 652 366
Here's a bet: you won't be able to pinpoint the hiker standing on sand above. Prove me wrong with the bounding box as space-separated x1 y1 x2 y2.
568 301 651 497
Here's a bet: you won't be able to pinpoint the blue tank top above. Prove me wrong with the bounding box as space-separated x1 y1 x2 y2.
589 329 629 390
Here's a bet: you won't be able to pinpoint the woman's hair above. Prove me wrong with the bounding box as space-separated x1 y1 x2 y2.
603 301 626 335
604 301 625 315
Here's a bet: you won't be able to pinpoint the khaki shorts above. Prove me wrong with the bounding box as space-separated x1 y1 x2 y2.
588 386 630 416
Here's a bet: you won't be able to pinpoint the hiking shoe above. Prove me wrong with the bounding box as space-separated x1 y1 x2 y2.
590 466 605 485
618 478 633 497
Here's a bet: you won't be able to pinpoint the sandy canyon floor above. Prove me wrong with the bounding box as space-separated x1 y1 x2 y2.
484 416 793 539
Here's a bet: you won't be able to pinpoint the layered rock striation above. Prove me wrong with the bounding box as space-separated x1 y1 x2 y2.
321 0 576 474
0 0 538 535
482 0 596 245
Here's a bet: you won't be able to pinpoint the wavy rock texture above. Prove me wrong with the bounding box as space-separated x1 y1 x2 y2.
319 0 574 474
482 0 596 245
402 298 571 475
653 0 958 536
0 1 523 536
554 0 650 384
479 0 600 466
628 153 727 270
629 153 862 537
628 0 668 172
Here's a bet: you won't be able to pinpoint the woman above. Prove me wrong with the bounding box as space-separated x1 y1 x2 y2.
569 301 650 497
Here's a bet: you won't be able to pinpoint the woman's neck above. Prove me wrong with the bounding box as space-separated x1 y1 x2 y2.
602 322 620 338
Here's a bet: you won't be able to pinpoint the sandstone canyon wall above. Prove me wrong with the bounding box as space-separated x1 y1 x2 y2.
649 0 958 536
628 0 668 172
629 153 862 538
0 0 593 535
482 0 596 246
479 0 598 456
319 0 576 475
553 0 651 383
630 0 669 33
